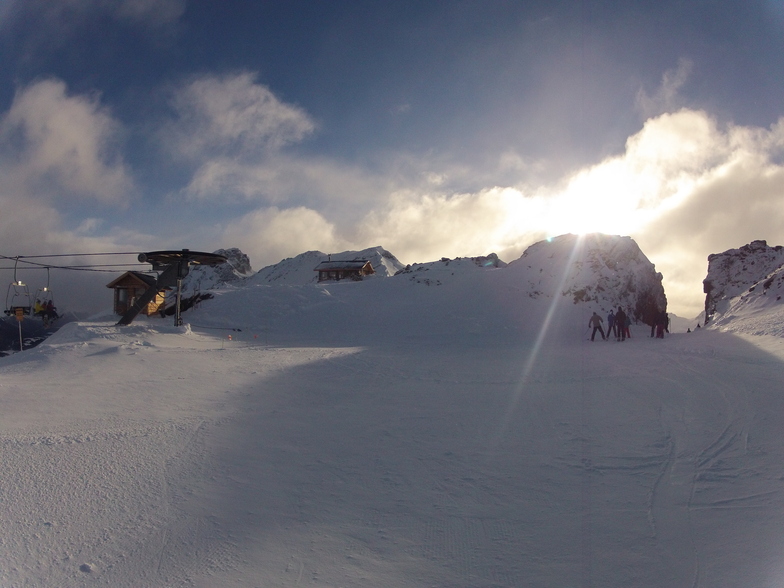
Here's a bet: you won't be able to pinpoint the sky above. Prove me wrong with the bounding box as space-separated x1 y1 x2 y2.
1 0 784 317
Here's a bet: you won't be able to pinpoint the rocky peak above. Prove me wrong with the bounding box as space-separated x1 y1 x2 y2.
703 240 784 322
180 247 253 294
508 233 667 325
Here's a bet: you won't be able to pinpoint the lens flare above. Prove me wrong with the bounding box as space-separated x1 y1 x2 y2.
492 234 587 443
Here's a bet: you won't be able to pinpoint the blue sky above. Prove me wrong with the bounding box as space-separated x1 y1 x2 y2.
2 0 784 316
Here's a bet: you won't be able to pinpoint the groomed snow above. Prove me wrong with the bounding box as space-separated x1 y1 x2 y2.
3 246 784 587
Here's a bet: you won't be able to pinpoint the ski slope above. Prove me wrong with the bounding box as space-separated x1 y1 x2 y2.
2 261 784 586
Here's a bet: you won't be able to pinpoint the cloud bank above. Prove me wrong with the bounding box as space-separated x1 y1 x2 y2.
0 79 134 205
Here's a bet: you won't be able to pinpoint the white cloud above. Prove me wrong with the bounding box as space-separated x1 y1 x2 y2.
181 154 391 209
356 188 543 265
0 79 134 204
636 58 693 118
166 73 316 161
220 207 346 268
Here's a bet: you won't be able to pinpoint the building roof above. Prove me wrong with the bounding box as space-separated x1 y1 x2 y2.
314 260 372 272
105 271 159 289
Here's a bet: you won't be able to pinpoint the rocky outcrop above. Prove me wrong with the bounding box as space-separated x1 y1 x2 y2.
703 240 784 323
508 234 667 324
181 247 253 294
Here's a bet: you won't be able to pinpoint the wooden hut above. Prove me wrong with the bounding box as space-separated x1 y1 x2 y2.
106 271 167 317
314 259 375 282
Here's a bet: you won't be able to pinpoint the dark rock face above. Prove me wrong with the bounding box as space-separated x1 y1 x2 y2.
509 233 667 324
179 248 253 295
703 240 784 323
213 248 253 279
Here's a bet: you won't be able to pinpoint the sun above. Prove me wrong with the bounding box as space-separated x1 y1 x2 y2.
543 159 652 237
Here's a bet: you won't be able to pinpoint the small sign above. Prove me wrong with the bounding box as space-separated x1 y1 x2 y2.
15 308 24 321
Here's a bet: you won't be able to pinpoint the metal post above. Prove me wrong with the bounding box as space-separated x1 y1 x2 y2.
174 277 183 326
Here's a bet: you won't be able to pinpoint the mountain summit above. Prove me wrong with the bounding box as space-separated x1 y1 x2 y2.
508 233 667 324
703 240 784 323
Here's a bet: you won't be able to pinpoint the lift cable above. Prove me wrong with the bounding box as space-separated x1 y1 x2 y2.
1 252 143 259
0 265 153 272
0 253 152 273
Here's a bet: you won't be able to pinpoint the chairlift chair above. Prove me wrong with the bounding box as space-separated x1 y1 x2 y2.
4 257 32 317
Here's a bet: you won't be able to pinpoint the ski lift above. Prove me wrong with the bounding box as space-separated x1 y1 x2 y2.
4 257 32 317
33 267 57 323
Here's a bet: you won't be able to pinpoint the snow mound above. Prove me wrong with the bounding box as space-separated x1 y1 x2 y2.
393 253 506 285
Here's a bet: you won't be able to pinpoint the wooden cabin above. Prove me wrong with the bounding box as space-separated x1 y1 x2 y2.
314 259 375 282
106 272 167 317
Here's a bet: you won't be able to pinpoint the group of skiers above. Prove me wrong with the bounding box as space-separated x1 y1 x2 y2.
588 307 668 342
33 299 59 326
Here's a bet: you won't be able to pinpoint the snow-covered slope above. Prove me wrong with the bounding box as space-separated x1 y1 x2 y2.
706 260 784 338
7 233 784 587
252 246 406 285
703 240 784 323
179 237 665 331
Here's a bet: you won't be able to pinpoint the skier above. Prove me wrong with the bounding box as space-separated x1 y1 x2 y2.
656 310 667 339
588 312 606 341
607 310 616 340
615 307 627 341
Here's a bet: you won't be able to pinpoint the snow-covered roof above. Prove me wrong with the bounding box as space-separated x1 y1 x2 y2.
105 271 157 289
314 260 372 271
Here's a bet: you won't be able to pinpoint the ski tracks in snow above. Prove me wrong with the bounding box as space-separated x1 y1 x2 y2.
644 334 784 587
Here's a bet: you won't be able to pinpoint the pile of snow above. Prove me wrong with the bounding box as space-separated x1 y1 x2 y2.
393 253 506 286
703 240 784 322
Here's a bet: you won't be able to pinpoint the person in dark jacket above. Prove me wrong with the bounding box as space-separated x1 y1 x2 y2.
656 310 667 338
615 307 627 341
607 310 616 339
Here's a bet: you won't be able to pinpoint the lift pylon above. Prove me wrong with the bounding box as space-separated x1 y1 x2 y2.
117 249 227 326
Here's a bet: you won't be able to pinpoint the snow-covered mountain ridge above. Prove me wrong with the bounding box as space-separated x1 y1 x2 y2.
703 240 784 323
703 240 784 337
181 235 666 331
251 246 406 285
